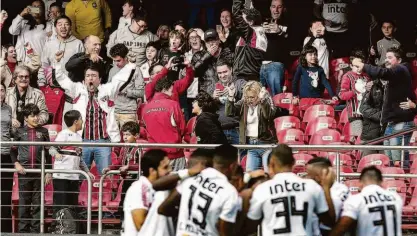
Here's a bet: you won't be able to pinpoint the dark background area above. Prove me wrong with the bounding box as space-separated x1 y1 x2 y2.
1 0 416 50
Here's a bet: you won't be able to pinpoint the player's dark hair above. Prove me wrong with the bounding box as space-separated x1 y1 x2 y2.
146 41 161 51
22 103 40 118
110 43 129 58
213 144 238 167
84 64 101 78
360 166 383 183
195 91 218 114
155 77 173 92
121 121 140 136
381 19 396 28
54 15 71 27
269 144 295 167
300 45 318 68
190 148 214 167
387 47 404 61
133 14 147 24
216 59 232 69
141 149 167 177
307 157 332 168
63 110 81 127
349 49 366 63
173 20 186 29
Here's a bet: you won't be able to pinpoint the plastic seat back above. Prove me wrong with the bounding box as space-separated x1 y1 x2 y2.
358 154 390 172
337 108 349 130
292 154 314 176
309 129 341 145
302 104 335 124
44 124 62 142
305 117 337 136
328 153 354 167
272 93 299 116
345 179 361 195
276 128 305 144
184 116 197 143
274 116 301 133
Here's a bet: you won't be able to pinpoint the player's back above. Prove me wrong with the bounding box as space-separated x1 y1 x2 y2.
342 184 403 236
176 167 239 236
248 172 329 236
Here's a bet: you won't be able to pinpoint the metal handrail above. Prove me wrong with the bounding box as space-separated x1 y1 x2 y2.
362 126 417 145
0 168 93 234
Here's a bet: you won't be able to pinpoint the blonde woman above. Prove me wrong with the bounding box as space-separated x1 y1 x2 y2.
225 81 276 171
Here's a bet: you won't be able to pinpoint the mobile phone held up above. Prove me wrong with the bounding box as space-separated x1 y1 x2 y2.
215 83 225 91
28 6 40 14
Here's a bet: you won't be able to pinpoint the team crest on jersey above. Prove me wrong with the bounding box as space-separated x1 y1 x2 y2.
36 132 43 139
92 2 97 8
55 90 60 95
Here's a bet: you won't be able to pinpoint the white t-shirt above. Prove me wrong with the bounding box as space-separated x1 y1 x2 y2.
341 184 403 236
52 129 83 180
246 105 259 138
314 0 352 33
176 168 239 236
304 37 329 79
138 190 175 236
247 172 329 236
123 176 154 236
312 181 350 234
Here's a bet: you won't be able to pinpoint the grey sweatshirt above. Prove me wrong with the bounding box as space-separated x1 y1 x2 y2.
1 103 12 155
108 64 144 114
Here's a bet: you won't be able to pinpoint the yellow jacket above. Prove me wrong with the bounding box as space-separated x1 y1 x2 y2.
65 0 112 41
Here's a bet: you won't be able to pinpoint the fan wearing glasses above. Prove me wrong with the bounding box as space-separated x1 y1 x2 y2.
5 65 49 129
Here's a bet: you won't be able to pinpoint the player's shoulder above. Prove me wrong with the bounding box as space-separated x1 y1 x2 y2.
332 181 349 193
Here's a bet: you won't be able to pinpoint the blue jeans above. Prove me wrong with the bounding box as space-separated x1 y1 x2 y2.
82 139 112 175
246 139 272 172
223 128 239 145
260 62 285 96
383 121 414 162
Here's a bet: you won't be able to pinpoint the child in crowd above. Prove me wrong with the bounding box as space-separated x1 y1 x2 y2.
158 30 185 80
49 110 95 217
292 46 337 103
140 41 160 81
10 104 51 233
118 0 136 30
370 20 401 67
339 50 371 139
102 121 141 224
304 19 329 79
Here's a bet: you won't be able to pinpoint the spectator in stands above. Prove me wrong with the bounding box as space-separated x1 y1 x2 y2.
359 79 384 156
370 20 401 67
145 58 194 102
158 30 185 81
55 56 137 174
193 91 228 144
6 66 49 128
45 2 62 39
66 35 110 83
292 46 337 104
10 103 52 233
102 121 141 225
9 1 47 69
173 20 187 36
233 0 267 81
226 81 276 171
49 110 94 219
304 19 329 79
0 82 13 232
139 41 160 82
213 60 246 144
352 47 417 166
118 0 136 30
156 24 171 48
339 50 371 139
0 10 8 31
184 28 204 62
107 14 158 66
108 43 144 127
142 78 186 171
1 45 18 88
217 9 237 52
65 0 112 42
191 29 233 95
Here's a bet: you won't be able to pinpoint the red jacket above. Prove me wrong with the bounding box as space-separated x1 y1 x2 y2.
339 71 370 119
142 92 186 159
145 66 194 102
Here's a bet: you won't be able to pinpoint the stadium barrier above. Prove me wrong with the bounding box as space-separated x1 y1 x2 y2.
2 141 417 234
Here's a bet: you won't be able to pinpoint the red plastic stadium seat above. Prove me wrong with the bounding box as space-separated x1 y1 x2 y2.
404 188 417 216
305 117 337 137
357 154 390 172
184 116 197 143
382 179 407 204
410 131 417 144
328 153 354 167
309 129 341 145
276 128 305 144
78 165 112 210
344 179 361 195
302 104 335 126
381 167 405 180
292 154 314 176
272 93 299 116
45 182 54 206
106 180 124 212
274 116 301 133
241 155 247 172
337 108 349 131
44 124 62 142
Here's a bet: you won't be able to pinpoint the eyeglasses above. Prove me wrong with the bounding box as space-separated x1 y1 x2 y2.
17 75 30 80
189 36 200 40
135 21 148 29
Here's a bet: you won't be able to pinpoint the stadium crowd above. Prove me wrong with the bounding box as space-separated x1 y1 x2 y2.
0 0 417 234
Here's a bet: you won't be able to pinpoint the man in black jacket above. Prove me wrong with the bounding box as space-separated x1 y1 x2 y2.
353 47 417 165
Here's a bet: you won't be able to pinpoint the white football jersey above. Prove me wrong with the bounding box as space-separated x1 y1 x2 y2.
122 176 154 236
342 184 403 236
247 172 329 236
176 168 239 236
138 190 175 236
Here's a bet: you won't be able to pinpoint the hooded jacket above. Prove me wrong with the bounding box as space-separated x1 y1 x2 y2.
195 112 228 144
142 93 186 159
38 35 85 86
360 80 384 141
363 62 417 124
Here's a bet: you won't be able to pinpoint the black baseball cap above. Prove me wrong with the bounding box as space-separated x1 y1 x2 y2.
204 29 219 41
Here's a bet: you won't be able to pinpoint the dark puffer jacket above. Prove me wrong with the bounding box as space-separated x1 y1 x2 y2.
195 112 228 144
359 80 384 141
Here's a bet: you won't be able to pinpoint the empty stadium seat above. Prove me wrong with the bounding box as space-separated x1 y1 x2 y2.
344 179 361 195
403 187 417 217
309 129 341 145
274 116 301 133
106 180 124 213
357 154 390 172
183 116 197 143
381 167 406 180
383 179 407 204
292 154 314 176
276 128 305 144
305 117 337 137
328 153 354 167
272 93 299 116
44 124 62 142
302 104 335 126
78 165 112 210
